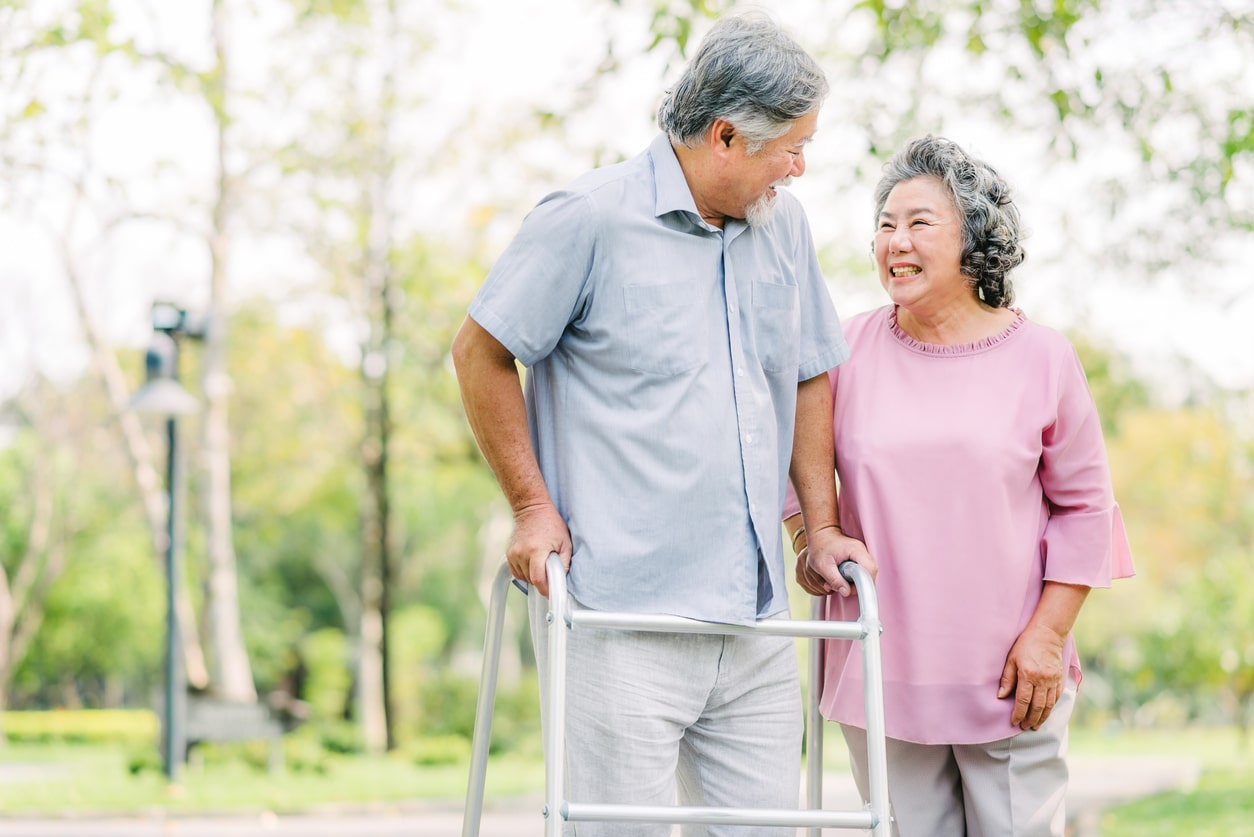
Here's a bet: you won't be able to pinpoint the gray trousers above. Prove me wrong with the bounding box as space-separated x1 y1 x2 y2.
529 590 804 836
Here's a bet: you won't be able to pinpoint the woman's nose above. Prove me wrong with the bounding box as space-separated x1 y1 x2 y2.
890 226 911 252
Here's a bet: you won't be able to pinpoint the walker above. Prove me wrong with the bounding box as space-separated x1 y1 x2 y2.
462 553 891 836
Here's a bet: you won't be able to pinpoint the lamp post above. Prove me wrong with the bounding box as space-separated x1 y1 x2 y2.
128 303 204 782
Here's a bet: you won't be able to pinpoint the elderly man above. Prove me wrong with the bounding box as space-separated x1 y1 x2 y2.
452 13 874 835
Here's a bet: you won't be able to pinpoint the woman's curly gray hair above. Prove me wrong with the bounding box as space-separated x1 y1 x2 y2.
874 135 1025 308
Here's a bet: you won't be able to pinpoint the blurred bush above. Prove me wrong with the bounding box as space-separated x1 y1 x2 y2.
2 709 158 746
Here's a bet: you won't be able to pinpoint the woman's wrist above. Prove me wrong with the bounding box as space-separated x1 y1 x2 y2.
808 523 843 538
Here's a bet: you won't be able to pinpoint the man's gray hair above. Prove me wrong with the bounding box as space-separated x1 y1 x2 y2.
874 135 1026 308
657 13 829 153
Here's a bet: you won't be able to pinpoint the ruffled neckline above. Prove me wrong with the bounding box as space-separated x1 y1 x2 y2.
887 305 1026 356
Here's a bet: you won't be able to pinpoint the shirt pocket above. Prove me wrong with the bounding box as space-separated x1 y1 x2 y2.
752 281 799 373
623 282 709 375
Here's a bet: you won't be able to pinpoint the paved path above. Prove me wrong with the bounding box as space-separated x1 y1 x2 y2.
0 754 1199 836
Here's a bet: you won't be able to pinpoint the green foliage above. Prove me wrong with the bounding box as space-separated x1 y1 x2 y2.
1 375 162 710
299 628 353 722
414 670 540 756
400 733 471 766
13 531 163 705
2 709 158 746
1070 334 1151 435
314 719 365 755
1083 404 1254 728
125 744 163 776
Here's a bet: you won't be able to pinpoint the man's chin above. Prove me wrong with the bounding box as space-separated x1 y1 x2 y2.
745 192 779 227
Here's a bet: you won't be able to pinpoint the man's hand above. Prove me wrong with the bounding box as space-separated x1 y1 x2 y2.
998 622 1066 730
506 502 572 598
795 525 876 598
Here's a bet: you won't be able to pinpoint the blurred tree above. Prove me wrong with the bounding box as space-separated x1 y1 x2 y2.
0 0 215 693
1 377 162 717
224 301 361 702
630 0 1254 292
3 0 1251 742
193 0 259 703
1093 404 1254 733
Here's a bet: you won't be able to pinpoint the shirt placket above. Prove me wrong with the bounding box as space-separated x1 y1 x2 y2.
721 230 771 560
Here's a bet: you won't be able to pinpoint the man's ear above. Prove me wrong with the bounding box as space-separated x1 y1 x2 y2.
710 118 736 154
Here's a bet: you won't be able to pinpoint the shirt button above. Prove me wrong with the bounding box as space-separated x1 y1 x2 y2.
736 367 745 377
744 434 753 444
729 304 737 314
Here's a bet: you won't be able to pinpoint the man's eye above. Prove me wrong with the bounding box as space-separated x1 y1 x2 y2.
911 219 930 227
877 224 894 232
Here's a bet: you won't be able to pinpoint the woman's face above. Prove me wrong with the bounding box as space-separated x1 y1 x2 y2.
874 176 968 312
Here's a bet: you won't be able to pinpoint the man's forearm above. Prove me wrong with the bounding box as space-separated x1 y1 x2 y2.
452 317 552 513
789 373 839 534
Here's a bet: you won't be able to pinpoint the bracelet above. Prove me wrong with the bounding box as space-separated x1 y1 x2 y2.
790 527 807 550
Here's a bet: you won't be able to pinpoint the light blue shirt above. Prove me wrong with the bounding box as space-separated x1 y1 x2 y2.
470 133 849 624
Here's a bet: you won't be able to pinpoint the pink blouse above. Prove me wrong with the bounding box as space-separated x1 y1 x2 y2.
785 305 1135 744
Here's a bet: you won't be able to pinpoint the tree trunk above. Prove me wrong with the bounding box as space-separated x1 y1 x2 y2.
198 0 256 702
355 0 399 753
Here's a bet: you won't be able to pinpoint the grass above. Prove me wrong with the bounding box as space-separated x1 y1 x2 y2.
0 741 544 815
1098 769 1254 837
0 724 1249 835
1070 725 1254 836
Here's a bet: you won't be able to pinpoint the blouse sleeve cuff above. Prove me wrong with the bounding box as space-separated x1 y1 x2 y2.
782 482 801 521
1042 503 1136 587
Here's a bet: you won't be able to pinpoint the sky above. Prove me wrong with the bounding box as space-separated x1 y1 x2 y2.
1 0 1252 410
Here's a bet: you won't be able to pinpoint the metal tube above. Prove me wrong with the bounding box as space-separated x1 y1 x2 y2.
843 561 891 837
572 610 864 640
806 594 826 837
162 415 180 781
461 563 515 837
564 802 875 830
544 553 569 837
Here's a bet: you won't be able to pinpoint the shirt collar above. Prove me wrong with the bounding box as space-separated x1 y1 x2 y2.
649 133 706 224
648 132 746 238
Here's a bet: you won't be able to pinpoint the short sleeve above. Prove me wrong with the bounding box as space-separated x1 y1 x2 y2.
1039 347 1136 586
469 190 596 367
791 207 849 382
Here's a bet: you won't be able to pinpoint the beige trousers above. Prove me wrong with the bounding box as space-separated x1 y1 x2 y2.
840 678 1076 837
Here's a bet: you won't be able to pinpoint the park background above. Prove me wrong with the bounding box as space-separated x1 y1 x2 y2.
0 0 1251 833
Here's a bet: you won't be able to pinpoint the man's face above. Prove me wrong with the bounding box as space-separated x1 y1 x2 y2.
724 110 818 226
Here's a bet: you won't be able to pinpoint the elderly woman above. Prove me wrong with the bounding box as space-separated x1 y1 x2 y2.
785 136 1135 836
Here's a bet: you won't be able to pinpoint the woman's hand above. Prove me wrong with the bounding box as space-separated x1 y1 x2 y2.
998 622 1066 730
794 526 876 598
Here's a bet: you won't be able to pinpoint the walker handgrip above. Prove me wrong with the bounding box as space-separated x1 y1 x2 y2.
838 559 869 589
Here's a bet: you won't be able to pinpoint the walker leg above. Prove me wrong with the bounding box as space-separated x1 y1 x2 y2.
806 595 826 837
461 563 516 837
544 553 571 837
